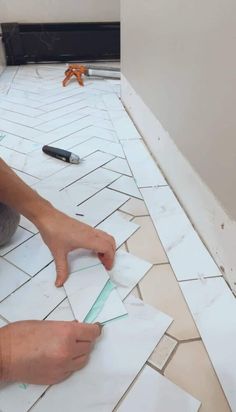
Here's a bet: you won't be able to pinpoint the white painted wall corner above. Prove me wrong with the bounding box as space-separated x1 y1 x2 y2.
121 74 236 294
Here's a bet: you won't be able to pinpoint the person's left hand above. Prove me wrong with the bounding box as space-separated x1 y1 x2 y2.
35 207 116 287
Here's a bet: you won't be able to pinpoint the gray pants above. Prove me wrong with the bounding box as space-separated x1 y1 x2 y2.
0 203 20 246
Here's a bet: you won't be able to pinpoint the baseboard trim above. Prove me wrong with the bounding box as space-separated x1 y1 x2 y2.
121 74 236 294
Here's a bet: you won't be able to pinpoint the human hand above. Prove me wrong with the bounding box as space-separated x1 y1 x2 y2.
36 207 116 287
0 320 101 385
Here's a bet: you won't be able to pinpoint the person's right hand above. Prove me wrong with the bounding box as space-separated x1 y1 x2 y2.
0 320 101 385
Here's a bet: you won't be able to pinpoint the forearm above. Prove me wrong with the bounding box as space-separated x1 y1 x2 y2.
0 158 53 225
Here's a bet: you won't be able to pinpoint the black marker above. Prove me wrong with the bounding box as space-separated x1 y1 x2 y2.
42 145 80 164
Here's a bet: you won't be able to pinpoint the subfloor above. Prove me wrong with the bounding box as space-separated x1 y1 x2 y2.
0 64 233 412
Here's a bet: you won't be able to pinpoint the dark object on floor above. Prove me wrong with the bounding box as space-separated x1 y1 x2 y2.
1 22 120 65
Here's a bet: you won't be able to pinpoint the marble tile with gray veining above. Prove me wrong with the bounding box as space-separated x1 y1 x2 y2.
117 365 200 412
31 296 172 412
0 258 30 302
180 277 236 411
141 186 222 281
109 175 142 199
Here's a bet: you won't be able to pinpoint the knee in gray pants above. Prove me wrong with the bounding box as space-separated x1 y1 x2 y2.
0 203 20 246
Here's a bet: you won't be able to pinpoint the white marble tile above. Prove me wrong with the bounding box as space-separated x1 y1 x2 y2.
64 264 109 321
34 102 88 124
180 277 236 411
38 88 84 107
109 250 152 299
103 157 132 176
0 98 44 117
0 258 30 302
85 95 107 110
0 382 48 412
44 117 93 140
5 233 52 276
0 317 6 327
35 187 77 218
39 94 86 112
117 365 201 412
0 262 66 322
97 211 140 248
141 187 222 281
0 133 41 154
48 132 92 150
0 107 41 127
112 112 142 140
71 137 125 159
62 167 120 206
32 151 114 192
0 226 33 256
19 216 38 234
35 110 89 132
109 175 142 199
122 140 167 187
76 188 129 227
68 249 100 274
31 296 172 412
103 93 125 110
0 118 45 141
68 125 119 143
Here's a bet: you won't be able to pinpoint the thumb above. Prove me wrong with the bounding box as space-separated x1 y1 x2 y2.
54 252 69 287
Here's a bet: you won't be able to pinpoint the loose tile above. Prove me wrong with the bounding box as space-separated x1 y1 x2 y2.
76 188 129 227
117 365 200 412
109 175 142 199
127 216 168 264
122 140 166 186
5 233 52 276
68 249 100 274
120 197 149 216
94 288 128 324
180 277 236 411
141 187 222 280
97 211 140 249
0 226 33 256
64 264 109 321
32 151 114 191
0 258 30 302
62 167 120 206
109 250 152 299
165 341 231 412
31 296 172 412
148 335 177 371
139 265 200 340
0 263 66 322
104 157 132 176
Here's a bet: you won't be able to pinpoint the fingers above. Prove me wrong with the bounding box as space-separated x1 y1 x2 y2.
89 230 116 270
69 354 89 372
73 322 102 342
54 252 69 287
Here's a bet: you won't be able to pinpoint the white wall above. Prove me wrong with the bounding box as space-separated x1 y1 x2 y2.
121 0 236 219
0 0 120 23
121 0 236 291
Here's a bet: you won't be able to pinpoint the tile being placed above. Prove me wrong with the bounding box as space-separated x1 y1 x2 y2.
117 365 200 412
32 151 114 191
62 167 120 206
77 188 129 227
0 258 30 302
122 140 166 187
0 226 33 256
64 264 109 321
31 296 172 412
109 175 142 199
141 187 222 281
103 157 132 176
180 277 236 411
5 233 52 276
97 211 140 249
94 288 127 324
109 250 152 299
67 249 100 274
0 263 66 322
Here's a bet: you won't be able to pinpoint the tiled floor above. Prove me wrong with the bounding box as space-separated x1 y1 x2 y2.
0 64 234 412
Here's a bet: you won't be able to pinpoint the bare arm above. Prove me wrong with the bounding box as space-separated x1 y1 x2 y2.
0 158 116 286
